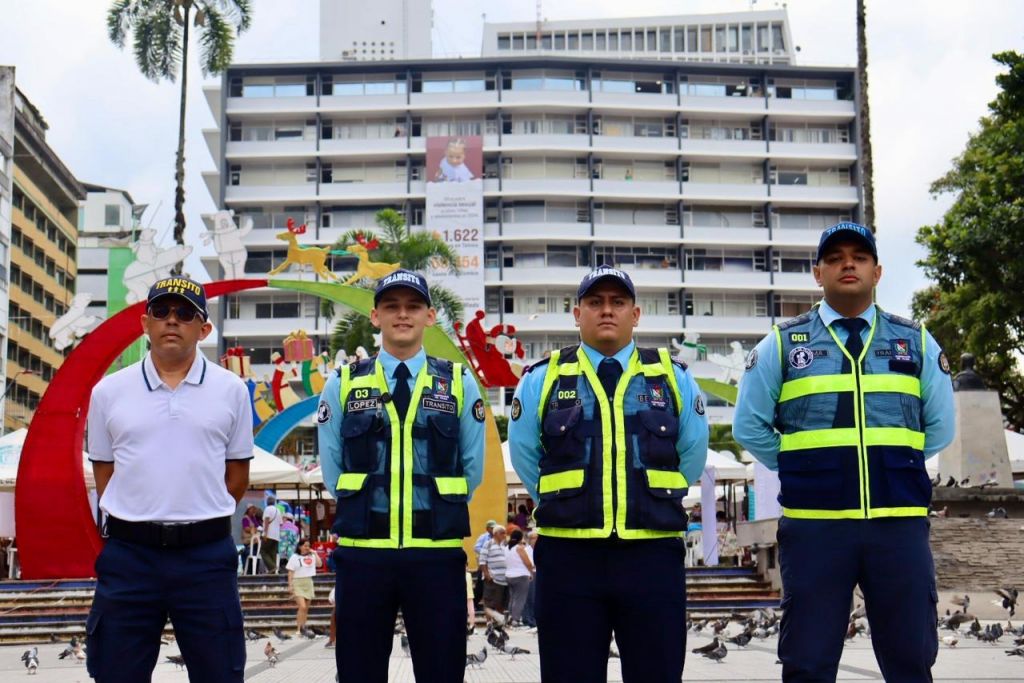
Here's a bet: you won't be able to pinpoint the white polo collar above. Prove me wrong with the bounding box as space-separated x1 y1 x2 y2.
141 352 207 391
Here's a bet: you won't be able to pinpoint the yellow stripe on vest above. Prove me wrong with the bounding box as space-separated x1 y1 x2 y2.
645 469 688 490
860 374 921 397
862 427 925 450
779 374 856 402
780 428 859 451
538 469 585 494
434 477 468 496
336 472 368 491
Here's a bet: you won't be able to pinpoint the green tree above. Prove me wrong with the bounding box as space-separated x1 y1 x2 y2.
710 423 741 457
107 0 252 265
913 51 1024 431
326 209 464 356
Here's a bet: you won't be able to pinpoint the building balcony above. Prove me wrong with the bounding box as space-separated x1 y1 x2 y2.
684 225 770 246
592 179 680 200
219 316 325 337
319 94 408 115
319 180 409 201
768 184 859 206
224 183 317 205
680 95 768 116
684 315 774 335
486 266 588 287
484 222 591 241
683 270 772 288
225 96 317 117
499 133 588 153
591 92 678 110
590 135 679 155
682 139 768 160
501 313 574 332
637 314 685 333
767 141 857 163
500 89 590 107
499 178 592 197
771 272 821 291
225 139 317 160
683 182 768 203
409 91 499 109
628 268 684 288
593 223 681 243
320 137 410 157
771 228 821 247
766 97 856 120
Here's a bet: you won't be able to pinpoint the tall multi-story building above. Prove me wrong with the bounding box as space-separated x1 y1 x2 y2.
6 88 84 431
319 0 432 62
77 183 148 372
201 8 862 424
0 68 16 431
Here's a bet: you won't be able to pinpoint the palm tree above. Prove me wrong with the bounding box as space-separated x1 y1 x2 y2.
325 208 465 356
107 0 252 268
856 0 875 229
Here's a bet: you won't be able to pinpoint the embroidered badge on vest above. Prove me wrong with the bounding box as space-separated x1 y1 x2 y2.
434 377 449 395
346 397 380 412
891 339 911 362
422 397 456 414
788 347 814 369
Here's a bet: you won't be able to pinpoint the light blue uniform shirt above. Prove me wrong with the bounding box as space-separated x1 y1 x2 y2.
733 301 956 470
508 341 709 501
317 348 485 500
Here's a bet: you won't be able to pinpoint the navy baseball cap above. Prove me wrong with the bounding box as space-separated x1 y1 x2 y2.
816 222 878 263
374 269 432 307
147 276 208 321
577 266 636 301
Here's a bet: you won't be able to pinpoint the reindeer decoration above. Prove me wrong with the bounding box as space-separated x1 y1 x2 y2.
267 218 341 281
341 232 400 285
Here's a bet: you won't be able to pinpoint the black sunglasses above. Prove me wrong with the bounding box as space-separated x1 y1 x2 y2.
148 303 203 323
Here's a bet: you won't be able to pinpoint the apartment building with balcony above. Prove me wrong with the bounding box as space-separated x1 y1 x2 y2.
0 68 15 430
7 87 84 431
201 10 863 423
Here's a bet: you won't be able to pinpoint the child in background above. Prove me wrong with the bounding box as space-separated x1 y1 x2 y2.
434 138 475 182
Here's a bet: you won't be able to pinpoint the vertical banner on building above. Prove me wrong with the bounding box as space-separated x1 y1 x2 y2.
700 466 719 566
422 136 484 313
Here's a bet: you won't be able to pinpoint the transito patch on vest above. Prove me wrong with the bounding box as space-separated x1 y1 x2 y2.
422 397 456 414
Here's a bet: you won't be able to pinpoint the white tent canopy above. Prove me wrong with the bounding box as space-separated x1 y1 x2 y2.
0 429 95 492
248 447 304 486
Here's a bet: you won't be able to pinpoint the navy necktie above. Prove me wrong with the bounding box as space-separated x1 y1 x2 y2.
833 318 868 428
597 358 622 401
391 362 411 421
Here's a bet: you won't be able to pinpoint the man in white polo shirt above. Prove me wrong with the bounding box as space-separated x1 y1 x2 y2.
85 276 254 683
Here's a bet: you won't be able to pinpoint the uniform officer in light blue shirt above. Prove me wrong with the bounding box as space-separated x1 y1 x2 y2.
509 266 707 683
317 269 484 683
733 222 955 682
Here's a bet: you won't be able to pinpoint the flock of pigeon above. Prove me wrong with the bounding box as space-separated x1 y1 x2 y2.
937 590 1024 658
688 607 781 663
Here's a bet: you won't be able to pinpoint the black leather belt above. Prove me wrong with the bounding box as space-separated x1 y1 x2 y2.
106 515 232 548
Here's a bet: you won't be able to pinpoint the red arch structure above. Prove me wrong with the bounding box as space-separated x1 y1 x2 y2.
14 279 266 579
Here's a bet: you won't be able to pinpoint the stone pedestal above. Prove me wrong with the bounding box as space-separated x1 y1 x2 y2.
938 390 1014 488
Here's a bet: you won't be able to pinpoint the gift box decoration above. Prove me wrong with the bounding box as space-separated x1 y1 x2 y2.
220 346 251 377
283 329 315 362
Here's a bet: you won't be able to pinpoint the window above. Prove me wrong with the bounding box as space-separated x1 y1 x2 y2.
255 301 301 318
774 250 815 273
104 204 121 227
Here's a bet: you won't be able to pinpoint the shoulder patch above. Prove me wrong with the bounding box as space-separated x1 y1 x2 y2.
510 397 523 421
694 394 706 416
938 352 951 374
472 398 486 422
316 400 331 424
745 348 758 371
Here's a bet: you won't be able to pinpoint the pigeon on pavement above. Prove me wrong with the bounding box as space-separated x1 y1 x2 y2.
692 637 721 655
21 647 39 675
165 654 186 670
466 647 487 668
264 641 279 667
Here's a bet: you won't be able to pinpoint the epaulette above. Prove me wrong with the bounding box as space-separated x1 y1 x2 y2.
776 307 818 331
881 310 921 331
524 357 552 375
671 358 689 372
350 357 376 378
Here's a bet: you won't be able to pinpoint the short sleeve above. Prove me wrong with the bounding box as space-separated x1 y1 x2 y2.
226 379 255 460
87 384 114 463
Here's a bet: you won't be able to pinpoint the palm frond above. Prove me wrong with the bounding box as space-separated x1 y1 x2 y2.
106 0 135 46
205 0 253 31
427 285 465 335
131 6 180 82
196 4 234 76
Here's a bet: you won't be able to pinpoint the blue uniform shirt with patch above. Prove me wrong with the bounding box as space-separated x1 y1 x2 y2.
733 300 956 471
508 341 709 501
317 347 485 500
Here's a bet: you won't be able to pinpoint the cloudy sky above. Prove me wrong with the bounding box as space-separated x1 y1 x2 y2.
1 0 1022 316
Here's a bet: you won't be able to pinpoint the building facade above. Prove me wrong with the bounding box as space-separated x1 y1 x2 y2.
319 0 432 62
201 10 862 424
78 183 148 372
0 68 16 430
6 88 83 431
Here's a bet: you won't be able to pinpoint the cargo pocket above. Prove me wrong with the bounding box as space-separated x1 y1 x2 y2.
638 410 680 468
777 449 844 510
85 605 103 678
222 603 246 676
540 404 585 464
535 467 589 528
341 412 380 472
335 472 372 538
430 476 470 539
427 413 461 475
882 449 931 507
635 468 689 531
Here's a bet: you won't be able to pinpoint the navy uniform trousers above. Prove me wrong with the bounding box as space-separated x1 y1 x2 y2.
778 517 938 682
535 536 687 683
333 546 467 683
86 537 245 683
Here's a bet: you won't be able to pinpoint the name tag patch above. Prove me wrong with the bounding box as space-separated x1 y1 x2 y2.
346 398 379 412
422 397 456 414
789 332 809 343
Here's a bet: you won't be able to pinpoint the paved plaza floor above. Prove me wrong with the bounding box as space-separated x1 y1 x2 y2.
3 626 1022 681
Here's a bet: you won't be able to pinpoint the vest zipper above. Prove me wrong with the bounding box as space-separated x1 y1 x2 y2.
854 361 868 517
610 393 618 537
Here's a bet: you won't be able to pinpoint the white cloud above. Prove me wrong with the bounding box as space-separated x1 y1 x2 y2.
1 0 1021 314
